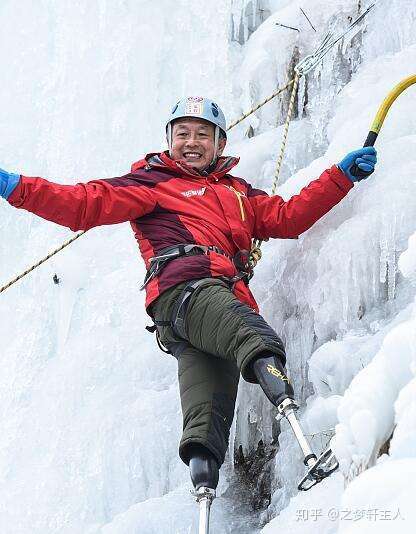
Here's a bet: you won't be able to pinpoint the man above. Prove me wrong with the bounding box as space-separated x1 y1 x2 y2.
0 96 377 493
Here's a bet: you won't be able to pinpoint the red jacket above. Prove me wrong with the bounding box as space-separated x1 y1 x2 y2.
7 151 353 312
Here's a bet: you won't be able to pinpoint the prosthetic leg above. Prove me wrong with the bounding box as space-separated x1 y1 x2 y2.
253 353 339 490
189 445 219 534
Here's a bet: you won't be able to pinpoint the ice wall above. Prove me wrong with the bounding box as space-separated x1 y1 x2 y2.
227 0 416 531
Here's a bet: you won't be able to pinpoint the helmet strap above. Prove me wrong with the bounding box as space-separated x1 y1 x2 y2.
210 125 220 166
167 122 173 156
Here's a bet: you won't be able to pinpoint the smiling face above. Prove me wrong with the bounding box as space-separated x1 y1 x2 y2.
170 117 226 171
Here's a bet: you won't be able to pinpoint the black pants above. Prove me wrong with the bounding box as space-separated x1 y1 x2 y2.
150 278 285 467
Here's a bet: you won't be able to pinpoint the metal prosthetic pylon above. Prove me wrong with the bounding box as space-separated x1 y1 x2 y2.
277 398 339 491
189 446 219 533
192 486 216 534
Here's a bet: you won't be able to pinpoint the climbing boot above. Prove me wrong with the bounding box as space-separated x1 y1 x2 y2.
189 445 219 490
252 352 294 407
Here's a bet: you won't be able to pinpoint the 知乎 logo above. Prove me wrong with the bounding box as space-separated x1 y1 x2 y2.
266 364 290 383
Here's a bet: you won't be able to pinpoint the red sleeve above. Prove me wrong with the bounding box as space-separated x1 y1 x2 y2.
248 165 353 240
7 174 157 232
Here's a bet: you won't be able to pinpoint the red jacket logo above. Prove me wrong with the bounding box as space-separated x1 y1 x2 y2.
181 186 206 198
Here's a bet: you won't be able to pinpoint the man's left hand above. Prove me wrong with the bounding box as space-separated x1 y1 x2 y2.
337 147 377 182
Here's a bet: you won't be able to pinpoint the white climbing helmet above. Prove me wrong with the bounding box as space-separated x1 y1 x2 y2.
166 96 227 162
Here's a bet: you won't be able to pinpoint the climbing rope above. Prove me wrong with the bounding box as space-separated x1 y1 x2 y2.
271 72 302 197
0 5 377 294
0 231 85 294
251 71 301 262
226 78 296 131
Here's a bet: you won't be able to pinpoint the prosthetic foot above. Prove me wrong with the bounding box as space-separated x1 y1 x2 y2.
189 445 218 534
253 353 339 490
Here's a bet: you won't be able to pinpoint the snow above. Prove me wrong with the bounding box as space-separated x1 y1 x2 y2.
261 473 345 534
1 0 416 533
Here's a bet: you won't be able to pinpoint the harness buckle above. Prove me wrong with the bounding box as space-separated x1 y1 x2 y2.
233 249 252 272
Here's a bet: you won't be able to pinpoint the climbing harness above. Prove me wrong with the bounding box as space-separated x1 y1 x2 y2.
276 398 338 491
147 261 255 355
142 242 255 293
140 244 234 290
143 243 259 354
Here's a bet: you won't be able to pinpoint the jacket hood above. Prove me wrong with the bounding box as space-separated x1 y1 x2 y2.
131 151 240 180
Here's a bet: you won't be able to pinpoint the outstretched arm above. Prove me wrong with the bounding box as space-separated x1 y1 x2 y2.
1 169 156 231
249 147 377 240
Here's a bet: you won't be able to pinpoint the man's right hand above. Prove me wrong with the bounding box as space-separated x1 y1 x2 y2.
0 168 21 199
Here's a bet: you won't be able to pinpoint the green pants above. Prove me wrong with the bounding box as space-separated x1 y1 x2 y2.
149 278 285 467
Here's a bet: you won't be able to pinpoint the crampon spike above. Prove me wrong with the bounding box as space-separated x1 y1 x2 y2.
277 398 339 491
297 446 339 491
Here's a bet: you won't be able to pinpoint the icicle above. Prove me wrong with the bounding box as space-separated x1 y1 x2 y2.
379 211 398 300
251 0 257 29
229 410 237 469
297 75 306 118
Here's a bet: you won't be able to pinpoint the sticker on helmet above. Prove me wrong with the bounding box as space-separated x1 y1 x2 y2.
185 102 203 115
187 96 204 102
211 103 219 117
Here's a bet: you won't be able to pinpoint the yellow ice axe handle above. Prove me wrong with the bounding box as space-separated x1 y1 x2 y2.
351 74 416 178
364 74 416 147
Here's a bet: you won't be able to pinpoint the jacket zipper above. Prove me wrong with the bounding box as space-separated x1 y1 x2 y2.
228 186 246 221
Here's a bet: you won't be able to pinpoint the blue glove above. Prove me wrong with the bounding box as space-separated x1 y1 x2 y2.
0 168 21 199
337 147 377 182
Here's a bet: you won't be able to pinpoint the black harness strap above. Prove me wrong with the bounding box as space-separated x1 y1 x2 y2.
146 278 208 354
145 321 170 333
170 278 207 339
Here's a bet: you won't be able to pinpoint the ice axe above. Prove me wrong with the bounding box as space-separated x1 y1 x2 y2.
350 73 416 179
